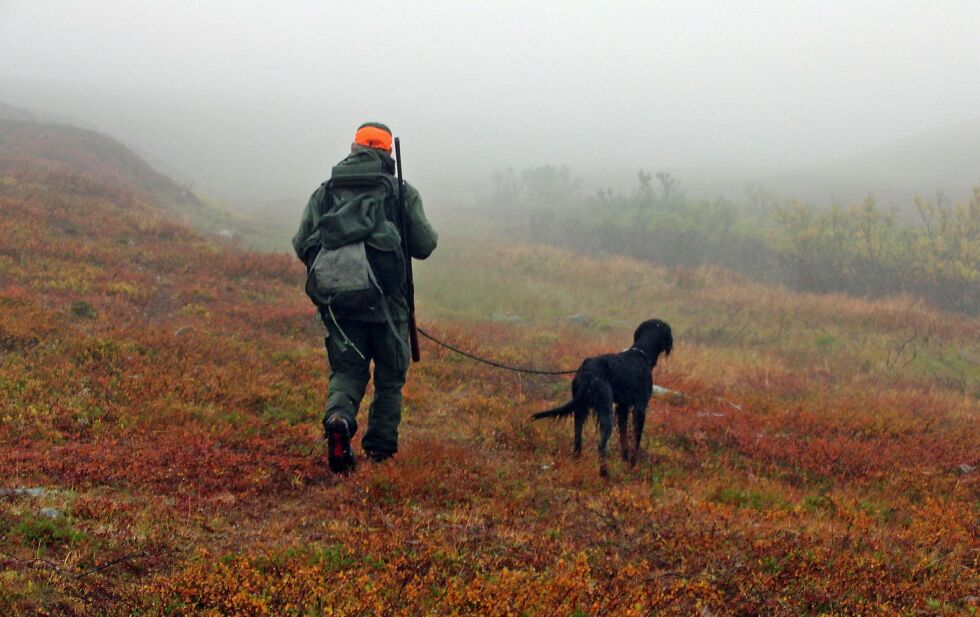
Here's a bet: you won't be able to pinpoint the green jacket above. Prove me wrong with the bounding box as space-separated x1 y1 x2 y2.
292 147 438 322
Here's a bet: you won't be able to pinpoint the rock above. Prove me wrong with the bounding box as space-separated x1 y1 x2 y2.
566 313 591 326
491 312 523 324
38 507 62 519
0 487 47 498
957 463 976 474
652 385 688 405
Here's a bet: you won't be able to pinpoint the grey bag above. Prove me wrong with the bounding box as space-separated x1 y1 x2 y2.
306 241 382 311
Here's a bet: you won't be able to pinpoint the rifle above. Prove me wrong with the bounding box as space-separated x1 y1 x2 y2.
394 137 421 362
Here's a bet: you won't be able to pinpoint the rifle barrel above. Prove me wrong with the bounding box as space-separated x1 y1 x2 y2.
394 138 421 362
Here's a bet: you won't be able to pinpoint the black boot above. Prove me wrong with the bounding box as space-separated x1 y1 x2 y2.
325 415 355 474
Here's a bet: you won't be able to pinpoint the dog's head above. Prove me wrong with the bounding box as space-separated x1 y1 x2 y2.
633 319 673 360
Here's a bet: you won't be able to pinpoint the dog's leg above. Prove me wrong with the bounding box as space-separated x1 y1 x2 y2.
596 384 614 477
630 399 650 466
616 403 630 461
573 406 586 458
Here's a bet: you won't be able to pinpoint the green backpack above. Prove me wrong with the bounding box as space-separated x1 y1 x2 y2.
304 170 406 313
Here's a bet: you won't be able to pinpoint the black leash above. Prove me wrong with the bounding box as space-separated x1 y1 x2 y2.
417 327 742 409
417 327 578 375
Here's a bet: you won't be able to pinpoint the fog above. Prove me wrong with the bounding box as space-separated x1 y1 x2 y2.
2 0 979 207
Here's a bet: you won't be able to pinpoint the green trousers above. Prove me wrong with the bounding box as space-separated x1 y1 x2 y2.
321 314 409 456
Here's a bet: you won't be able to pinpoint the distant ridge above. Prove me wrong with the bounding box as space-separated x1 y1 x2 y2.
0 107 288 248
0 102 35 122
0 116 202 212
820 117 980 198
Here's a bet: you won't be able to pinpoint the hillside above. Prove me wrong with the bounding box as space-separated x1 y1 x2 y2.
0 118 201 211
0 115 272 243
823 118 980 200
1 143 978 615
0 103 36 123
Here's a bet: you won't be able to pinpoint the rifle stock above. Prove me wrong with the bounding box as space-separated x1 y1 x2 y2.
394 138 421 362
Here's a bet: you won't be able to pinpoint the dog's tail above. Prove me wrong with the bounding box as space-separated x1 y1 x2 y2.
531 388 586 421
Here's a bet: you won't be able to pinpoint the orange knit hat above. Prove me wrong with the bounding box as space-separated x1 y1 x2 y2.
353 122 393 151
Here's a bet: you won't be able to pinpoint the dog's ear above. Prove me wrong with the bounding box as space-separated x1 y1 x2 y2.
658 320 673 357
640 319 672 357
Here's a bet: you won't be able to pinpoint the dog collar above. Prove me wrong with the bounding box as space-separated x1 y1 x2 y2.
626 347 651 362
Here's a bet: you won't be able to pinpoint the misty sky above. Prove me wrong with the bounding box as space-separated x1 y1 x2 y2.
2 0 979 203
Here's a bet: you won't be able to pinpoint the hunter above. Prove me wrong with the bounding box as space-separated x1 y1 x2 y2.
292 122 438 473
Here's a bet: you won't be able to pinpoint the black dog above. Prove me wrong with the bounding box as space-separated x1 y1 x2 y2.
532 319 672 475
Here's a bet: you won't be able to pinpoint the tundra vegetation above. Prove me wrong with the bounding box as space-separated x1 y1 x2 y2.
0 135 977 615
488 166 979 314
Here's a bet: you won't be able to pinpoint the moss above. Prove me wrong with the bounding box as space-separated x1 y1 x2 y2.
69 300 97 319
712 487 789 511
11 515 84 548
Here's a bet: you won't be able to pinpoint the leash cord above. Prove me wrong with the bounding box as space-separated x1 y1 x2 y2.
415 327 742 409
416 327 578 375
416 327 743 409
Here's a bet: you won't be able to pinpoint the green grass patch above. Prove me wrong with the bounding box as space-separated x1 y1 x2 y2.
857 499 898 523
711 486 789 511
11 515 84 549
309 544 358 571
800 494 836 514
69 300 97 319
